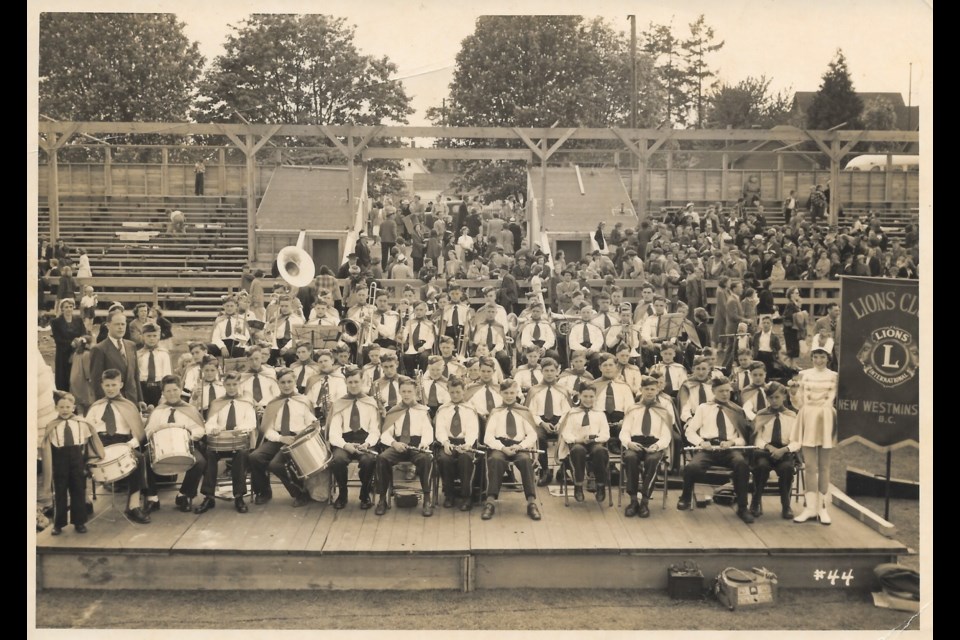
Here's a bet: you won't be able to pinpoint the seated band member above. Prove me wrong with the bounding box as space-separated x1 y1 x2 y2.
268 295 304 366
470 304 511 377
248 368 319 507
464 356 504 428
603 303 642 353
517 303 559 362
361 343 385 392
556 385 610 503
568 305 606 363
620 376 672 518
371 293 402 350
372 352 402 411
190 355 225 420
84 368 156 523
420 355 451 416
513 345 544 392
145 375 207 513
678 376 755 524
291 341 321 395
591 354 634 442
740 360 770 423
375 376 435 517
306 298 340 326
639 295 670 369
612 343 644 396
198 371 257 514
437 336 467 379
434 376 481 510
677 356 715 423
401 301 437 375
327 366 380 510
180 342 210 403
210 296 251 358
240 345 280 408
649 342 687 398
440 284 473 348
590 293 620 331
305 349 347 421
481 379 541 522
729 349 756 399
524 357 571 486
136 323 172 408
750 382 799 519
557 350 594 396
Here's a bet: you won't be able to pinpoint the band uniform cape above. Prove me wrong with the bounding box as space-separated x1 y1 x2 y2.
326 392 380 436
485 403 539 445
153 399 206 433
677 378 712 418
258 393 316 436
524 381 573 416
691 400 751 444
381 401 432 442
40 416 106 495
553 401 638 462
206 396 259 449
752 405 798 446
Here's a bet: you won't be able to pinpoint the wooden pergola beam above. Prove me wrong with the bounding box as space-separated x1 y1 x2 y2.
361 148 533 161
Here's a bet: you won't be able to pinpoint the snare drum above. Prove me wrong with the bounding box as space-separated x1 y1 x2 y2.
149 427 196 475
88 444 139 484
206 430 251 453
282 430 332 480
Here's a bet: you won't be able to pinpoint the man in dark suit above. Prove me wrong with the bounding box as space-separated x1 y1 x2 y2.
89 308 143 405
752 314 782 376
722 280 744 370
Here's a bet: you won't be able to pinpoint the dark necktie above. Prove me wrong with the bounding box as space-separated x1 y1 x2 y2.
387 381 397 406
641 402 655 436
297 366 307 389
605 384 616 412
581 411 590 427
147 349 156 382
451 305 459 327
280 399 291 436
62 420 75 446
379 312 386 326
349 399 361 431
741 372 749 390
428 380 439 406
443 361 450 378
226 400 237 430
582 323 590 346
755 389 766 410
372 366 382 382
663 365 673 391
225 316 233 337
413 322 422 346
102 399 117 435
604 314 611 329
716 405 728 441
400 408 412 443
252 373 263 403
168 407 177 423
532 323 541 340
698 383 707 405
283 317 291 339
486 326 494 350
506 408 517 438
531 370 541 386
450 406 462 437
208 383 217 406
772 414 783 447
485 387 495 412
655 315 661 337
542 387 554 420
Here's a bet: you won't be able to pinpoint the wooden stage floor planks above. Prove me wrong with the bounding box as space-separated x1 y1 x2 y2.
36 485 910 592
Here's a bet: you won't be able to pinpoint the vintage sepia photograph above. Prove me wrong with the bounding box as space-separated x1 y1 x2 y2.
28 0 932 635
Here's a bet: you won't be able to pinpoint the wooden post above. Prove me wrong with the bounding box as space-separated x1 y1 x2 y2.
48 145 60 242
721 153 729 203
829 138 841 226
636 137 648 220
104 147 113 197
160 147 169 197
776 154 784 201
884 153 894 202
665 151 674 205
347 136 355 209
218 148 226 197
245 135 257 263
539 137 548 243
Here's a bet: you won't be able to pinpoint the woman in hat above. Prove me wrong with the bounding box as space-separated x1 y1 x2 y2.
50 298 88 391
789 346 838 525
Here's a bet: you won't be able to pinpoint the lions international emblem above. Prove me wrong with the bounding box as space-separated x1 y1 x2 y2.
855 326 919 388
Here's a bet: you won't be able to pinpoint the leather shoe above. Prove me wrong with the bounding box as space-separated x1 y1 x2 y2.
527 503 542 521
124 507 151 525
676 498 692 511
537 469 553 487
459 500 473 512
781 505 795 520
194 497 216 514
443 495 455 508
595 485 607 504
360 497 374 510
374 499 388 516
422 502 434 517
234 497 249 513
625 500 640 517
750 498 763 517
144 499 161 514
481 502 495 520
50 527 62 536
292 494 312 508
574 485 585 502
175 495 193 513
638 501 651 519
75 524 88 534
254 493 272 505
333 495 348 509
737 507 755 524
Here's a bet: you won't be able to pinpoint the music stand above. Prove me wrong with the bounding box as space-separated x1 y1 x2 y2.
222 357 248 374
294 325 340 350
656 313 689 342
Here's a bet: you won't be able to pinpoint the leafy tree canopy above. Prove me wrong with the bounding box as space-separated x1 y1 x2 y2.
806 49 863 130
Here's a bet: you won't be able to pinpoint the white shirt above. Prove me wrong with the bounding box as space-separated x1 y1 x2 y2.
434 402 480 447
757 330 773 353
192 380 226 413
679 379 714 422
306 372 347 406
472 323 506 352
685 403 746 447
483 404 537 450
48 418 92 448
211 315 250 352
402 318 437 354
526 383 572 420
327 398 381 448
380 404 434 448
620 403 672 451
560 407 610 445
519 320 557 350
373 310 402 341
241 370 281 407
467 383 502 417
640 313 668 344
137 348 172 382
593 379 635 413
86 397 136 447
513 366 542 391
146 404 204 440
421 376 451 407
568 322 605 352
204 397 257 435
263 397 316 442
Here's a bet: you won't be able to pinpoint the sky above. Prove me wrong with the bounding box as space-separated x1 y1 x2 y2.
30 0 932 127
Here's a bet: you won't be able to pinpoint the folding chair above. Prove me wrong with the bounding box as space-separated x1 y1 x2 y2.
616 446 670 510
380 445 438 508
556 440 617 507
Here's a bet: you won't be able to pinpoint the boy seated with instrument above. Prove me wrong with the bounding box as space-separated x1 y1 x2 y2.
524 357 571 487
375 376 435 517
557 350 594 397
199 371 257 514
146 375 207 513
649 342 687 398
180 342 210 403
191 355 225 420
85 368 156 523
437 336 467 379
435 376 481 510
306 349 347 422
620 377 672 518
513 345 544 392
373 352 403 411
291 341 321 395
556 385 611 504
43 391 105 535
327 366 381 510
240 344 280 408
420 355 451 417
247 368 319 507
750 382 800 519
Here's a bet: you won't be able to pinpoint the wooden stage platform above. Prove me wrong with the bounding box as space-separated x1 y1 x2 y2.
36 482 910 593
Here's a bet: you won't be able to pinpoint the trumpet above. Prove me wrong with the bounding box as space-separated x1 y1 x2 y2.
456 325 467 359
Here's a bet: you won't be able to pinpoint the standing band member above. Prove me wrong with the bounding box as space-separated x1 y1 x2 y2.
620 377 672 518
327 366 381 510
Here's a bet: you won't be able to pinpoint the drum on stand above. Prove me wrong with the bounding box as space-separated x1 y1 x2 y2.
88 444 139 484
149 426 196 476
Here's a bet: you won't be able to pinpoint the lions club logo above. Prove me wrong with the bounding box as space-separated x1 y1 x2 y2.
856 326 919 388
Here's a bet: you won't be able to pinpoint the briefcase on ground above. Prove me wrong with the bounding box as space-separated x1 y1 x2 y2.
714 567 779 610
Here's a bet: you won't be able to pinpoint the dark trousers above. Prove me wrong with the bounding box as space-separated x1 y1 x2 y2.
248 440 283 497
493 350 512 377
195 172 204 196
623 449 665 499
751 452 795 506
755 351 776 377
200 446 250 498
177 442 207 498
140 382 162 408
381 242 395 269
377 447 433 498
98 433 154 496
402 352 429 376
51 445 87 529
486 450 537 500
210 341 247 358
329 447 377 499
437 450 477 498
534 422 559 472
681 449 750 509
567 442 610 485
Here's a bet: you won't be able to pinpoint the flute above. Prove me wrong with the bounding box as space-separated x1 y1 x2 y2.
683 445 757 451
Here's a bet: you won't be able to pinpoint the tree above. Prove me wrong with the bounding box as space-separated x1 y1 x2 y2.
806 49 863 130
642 22 689 126
40 13 204 122
861 97 900 152
681 15 725 128
708 76 792 129
430 15 662 201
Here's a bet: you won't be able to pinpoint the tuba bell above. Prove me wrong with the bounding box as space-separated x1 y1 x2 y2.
277 245 315 288
339 318 361 343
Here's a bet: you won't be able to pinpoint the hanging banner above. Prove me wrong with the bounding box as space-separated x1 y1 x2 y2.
837 276 920 451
